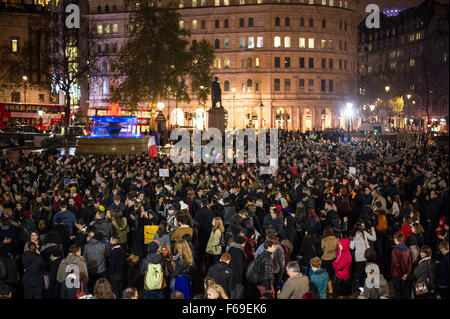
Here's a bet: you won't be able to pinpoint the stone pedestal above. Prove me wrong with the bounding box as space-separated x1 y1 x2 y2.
208 107 226 134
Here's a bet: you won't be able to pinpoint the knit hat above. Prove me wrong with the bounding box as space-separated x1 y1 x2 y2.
234 236 246 245
275 205 282 212
148 241 159 254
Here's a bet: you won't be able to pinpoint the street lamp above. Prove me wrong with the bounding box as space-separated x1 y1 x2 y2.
406 94 411 100
156 102 165 111
231 88 236 129
385 86 390 93
23 75 28 103
38 109 43 131
344 103 353 134
369 104 375 111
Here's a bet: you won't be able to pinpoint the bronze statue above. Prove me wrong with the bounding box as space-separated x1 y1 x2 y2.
211 76 223 109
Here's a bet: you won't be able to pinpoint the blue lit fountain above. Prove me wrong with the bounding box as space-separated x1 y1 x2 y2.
76 103 149 155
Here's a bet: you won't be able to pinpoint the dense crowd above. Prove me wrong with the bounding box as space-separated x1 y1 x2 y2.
0 130 448 300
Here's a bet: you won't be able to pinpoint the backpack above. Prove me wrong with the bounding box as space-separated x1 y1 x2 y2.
0 256 7 279
375 211 388 232
145 263 163 290
246 254 264 285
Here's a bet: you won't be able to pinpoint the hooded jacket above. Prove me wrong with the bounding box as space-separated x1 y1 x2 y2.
140 252 163 289
56 254 88 284
92 218 112 239
112 217 129 244
332 238 352 279
390 242 412 278
207 261 234 298
310 268 329 299
321 235 338 261
413 257 436 291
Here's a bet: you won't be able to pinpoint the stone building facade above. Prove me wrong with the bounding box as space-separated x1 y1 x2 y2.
87 0 359 132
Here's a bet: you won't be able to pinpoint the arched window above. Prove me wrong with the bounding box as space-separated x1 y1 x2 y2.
275 17 280 26
201 20 206 29
248 17 254 27
285 17 290 26
344 22 348 31
224 19 229 28
105 5 109 12
224 58 230 68
215 39 220 49
284 36 291 48
247 58 252 68
300 17 305 26
102 61 108 73
247 79 253 91
112 5 117 11
97 5 101 12
309 18 314 27
215 19 220 28
224 80 230 91
322 19 326 28
274 36 281 48
171 109 185 126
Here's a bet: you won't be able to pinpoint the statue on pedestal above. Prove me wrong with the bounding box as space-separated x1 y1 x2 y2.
211 76 223 109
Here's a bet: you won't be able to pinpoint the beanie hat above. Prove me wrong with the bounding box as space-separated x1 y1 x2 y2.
275 205 282 212
234 236 246 245
148 241 159 254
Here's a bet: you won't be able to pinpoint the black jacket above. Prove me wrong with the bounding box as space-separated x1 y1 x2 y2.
22 251 46 288
299 234 322 267
109 245 126 276
171 257 193 279
258 250 274 289
207 261 234 297
228 243 248 285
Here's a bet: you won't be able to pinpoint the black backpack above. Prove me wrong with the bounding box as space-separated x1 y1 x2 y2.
246 254 264 285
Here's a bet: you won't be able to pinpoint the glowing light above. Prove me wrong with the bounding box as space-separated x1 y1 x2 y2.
108 103 122 116
369 104 375 111
157 102 165 110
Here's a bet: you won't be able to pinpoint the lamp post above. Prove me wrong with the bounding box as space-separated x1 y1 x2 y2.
259 101 264 129
231 88 236 129
23 75 28 103
385 85 391 127
345 102 353 135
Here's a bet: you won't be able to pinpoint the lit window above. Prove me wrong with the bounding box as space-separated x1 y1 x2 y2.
224 0 229 5
274 36 281 48
112 24 118 33
308 38 314 48
214 59 221 69
192 20 198 29
409 34 415 41
415 32 421 40
322 0 326 5
224 58 231 68
240 37 245 48
329 0 333 6
329 39 333 49
103 80 109 95
258 0 263 3
257 37 263 48
97 25 103 34
224 38 230 48
201 0 206 6
321 39 326 49
299 37 306 48
344 1 347 8
11 38 18 53
179 0 184 8
309 0 314 4
105 24 110 33
284 36 291 48
215 0 220 6
255 57 260 67
390 62 396 69
409 58 415 67
192 0 198 7
240 0 245 4
179 20 184 29
248 37 255 48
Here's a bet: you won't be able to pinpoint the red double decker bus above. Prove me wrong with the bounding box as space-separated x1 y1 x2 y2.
0 102 65 131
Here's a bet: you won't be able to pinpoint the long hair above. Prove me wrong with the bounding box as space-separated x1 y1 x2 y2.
157 220 168 237
207 283 229 299
175 240 194 267
93 278 116 299
157 244 173 259
212 217 225 233
112 210 125 228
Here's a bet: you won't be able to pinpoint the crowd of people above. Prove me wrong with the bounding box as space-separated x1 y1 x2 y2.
0 130 448 300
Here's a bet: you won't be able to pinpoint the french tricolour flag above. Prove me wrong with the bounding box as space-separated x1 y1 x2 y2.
148 135 158 159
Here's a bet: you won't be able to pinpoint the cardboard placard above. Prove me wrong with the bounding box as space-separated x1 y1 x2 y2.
144 225 159 244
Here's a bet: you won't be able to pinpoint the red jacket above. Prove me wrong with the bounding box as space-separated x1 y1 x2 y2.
332 238 352 279
398 225 412 243
391 243 412 278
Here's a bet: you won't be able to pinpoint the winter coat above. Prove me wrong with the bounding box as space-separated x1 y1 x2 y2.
112 218 129 245
22 251 46 288
92 218 113 239
171 256 194 279
390 242 412 278
207 261 234 297
321 235 338 261
278 274 310 299
437 252 449 288
309 268 329 299
272 244 286 275
83 238 107 273
56 254 88 284
332 238 352 279
109 245 126 277
228 242 248 285
206 229 222 255
52 210 76 235
350 230 376 262
299 234 322 268
263 214 284 235
171 226 193 248
413 257 437 292
153 233 171 248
